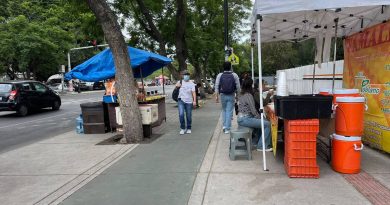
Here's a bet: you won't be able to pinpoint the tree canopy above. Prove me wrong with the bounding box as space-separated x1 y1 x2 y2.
0 0 104 81
0 1 343 81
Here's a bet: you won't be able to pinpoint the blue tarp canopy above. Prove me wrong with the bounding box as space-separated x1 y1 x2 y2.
65 46 172 82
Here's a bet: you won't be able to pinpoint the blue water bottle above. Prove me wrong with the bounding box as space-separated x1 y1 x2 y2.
76 114 84 134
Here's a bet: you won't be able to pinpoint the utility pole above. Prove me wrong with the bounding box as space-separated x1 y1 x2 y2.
224 0 229 62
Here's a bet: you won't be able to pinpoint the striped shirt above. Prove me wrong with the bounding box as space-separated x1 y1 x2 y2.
238 93 261 119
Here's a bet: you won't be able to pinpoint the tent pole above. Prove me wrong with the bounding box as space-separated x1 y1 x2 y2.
311 48 317 95
140 67 145 99
251 45 254 84
257 16 268 171
162 67 165 95
332 18 339 93
311 63 316 95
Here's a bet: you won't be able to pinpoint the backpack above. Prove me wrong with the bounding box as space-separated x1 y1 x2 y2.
172 80 182 102
219 72 236 94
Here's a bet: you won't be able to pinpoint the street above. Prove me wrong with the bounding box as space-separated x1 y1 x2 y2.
0 85 175 154
0 91 104 154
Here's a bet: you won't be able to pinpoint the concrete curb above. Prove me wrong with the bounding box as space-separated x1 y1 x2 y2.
34 144 139 205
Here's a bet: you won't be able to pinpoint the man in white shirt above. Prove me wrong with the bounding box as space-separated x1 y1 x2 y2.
176 70 197 135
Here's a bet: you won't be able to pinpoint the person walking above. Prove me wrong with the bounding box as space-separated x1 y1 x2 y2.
237 78 272 151
215 62 240 134
176 70 197 135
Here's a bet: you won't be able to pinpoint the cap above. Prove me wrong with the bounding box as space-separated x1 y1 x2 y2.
182 70 190 75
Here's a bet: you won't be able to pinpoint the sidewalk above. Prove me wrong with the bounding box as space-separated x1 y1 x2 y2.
0 132 137 205
1 100 389 205
61 100 221 205
187 116 390 205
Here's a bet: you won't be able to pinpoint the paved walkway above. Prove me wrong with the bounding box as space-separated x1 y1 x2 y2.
1 98 389 205
0 132 136 205
61 101 221 205
187 116 390 205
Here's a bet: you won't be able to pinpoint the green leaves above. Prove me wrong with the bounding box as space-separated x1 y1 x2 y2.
0 0 104 81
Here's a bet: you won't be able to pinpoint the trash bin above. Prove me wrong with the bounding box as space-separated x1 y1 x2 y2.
80 101 106 134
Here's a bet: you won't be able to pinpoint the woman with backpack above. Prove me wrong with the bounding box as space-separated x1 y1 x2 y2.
175 70 197 135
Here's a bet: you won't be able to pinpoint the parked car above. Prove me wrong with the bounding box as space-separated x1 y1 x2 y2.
79 81 94 91
93 81 105 90
0 80 61 116
47 82 68 92
46 76 68 92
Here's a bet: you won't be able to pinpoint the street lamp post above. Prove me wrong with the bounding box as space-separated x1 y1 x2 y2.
67 44 109 70
67 44 109 92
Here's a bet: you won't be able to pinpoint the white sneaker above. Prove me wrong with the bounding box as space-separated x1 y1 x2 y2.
186 129 192 134
224 129 230 134
180 129 186 135
257 148 273 152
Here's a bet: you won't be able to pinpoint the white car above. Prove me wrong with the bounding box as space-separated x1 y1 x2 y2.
48 83 68 92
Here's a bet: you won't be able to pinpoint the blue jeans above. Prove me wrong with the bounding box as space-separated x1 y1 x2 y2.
220 94 234 130
178 99 193 130
237 116 271 149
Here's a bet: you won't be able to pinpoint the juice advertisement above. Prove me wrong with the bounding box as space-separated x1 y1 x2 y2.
344 21 390 153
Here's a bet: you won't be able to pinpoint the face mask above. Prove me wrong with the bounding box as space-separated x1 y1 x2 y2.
183 75 190 81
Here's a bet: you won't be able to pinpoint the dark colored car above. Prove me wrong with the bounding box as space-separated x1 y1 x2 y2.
93 81 105 90
0 80 61 116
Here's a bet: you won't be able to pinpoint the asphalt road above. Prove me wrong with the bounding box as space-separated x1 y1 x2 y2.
0 85 175 154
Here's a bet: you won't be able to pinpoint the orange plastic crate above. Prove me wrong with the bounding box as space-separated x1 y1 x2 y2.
284 133 317 158
286 147 317 158
285 119 319 133
286 132 317 143
284 160 320 178
284 156 317 167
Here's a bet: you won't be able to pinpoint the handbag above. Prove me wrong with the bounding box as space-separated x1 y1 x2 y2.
172 80 182 102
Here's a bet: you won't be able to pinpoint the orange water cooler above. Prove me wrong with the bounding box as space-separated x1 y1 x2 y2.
331 134 363 174
334 97 366 136
332 96 366 174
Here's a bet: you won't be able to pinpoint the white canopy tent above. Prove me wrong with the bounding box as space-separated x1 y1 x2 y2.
251 0 390 171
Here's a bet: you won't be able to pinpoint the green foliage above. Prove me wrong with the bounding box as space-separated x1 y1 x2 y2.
0 14 73 80
0 0 104 81
114 0 251 79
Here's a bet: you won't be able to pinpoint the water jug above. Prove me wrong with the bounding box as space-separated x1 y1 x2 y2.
76 114 84 134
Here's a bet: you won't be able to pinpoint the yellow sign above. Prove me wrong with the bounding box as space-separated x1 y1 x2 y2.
344 21 390 154
228 53 239 65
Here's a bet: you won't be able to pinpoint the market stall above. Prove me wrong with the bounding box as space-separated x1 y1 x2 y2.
251 0 390 173
65 46 172 137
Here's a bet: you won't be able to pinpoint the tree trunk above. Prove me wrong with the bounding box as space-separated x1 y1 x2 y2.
175 0 188 71
86 0 143 143
193 61 202 83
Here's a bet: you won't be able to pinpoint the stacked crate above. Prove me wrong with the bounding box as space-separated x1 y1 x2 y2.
284 119 320 178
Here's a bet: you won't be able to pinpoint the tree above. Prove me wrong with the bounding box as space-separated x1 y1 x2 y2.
114 0 182 79
186 0 251 81
0 15 73 80
85 0 143 143
114 0 251 82
0 0 106 81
